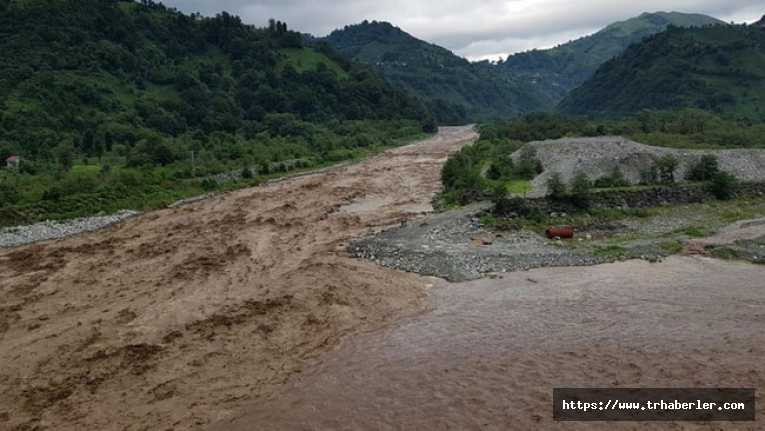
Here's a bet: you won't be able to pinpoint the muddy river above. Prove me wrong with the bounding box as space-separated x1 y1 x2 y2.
217 256 765 430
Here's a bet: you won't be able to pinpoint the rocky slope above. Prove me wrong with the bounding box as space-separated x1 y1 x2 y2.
516 136 765 196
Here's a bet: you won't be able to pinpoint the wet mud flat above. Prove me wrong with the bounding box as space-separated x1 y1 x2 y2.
215 256 765 430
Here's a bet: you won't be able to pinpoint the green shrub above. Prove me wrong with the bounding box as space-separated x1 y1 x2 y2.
546 172 567 200
594 166 630 188
517 145 544 180
200 178 218 191
241 166 254 179
707 171 737 200
656 155 680 183
490 183 508 203
486 163 503 181
570 172 592 196
0 182 20 205
494 197 538 218
686 155 719 181
569 171 592 208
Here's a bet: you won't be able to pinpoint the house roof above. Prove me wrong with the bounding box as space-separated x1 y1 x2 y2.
5 155 19 162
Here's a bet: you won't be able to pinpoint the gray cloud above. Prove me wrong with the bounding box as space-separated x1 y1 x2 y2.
159 0 764 60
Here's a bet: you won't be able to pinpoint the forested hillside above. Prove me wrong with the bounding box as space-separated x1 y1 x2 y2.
324 21 546 123
0 0 432 159
0 0 431 226
499 12 723 106
558 24 765 120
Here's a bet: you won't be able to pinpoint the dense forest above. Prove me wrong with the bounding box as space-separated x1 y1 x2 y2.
324 21 546 123
499 12 723 107
440 110 765 206
559 23 765 120
0 0 433 226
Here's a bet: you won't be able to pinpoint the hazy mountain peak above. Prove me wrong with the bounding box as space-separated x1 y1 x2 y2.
559 24 765 121
499 11 724 106
323 21 546 122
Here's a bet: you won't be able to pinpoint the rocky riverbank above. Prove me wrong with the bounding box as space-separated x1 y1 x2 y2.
349 204 606 281
349 197 765 281
0 210 140 248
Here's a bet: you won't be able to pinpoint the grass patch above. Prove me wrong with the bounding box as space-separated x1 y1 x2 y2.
506 180 532 195
708 246 743 261
70 164 101 175
593 245 630 259
278 48 349 78
480 213 498 227
672 226 711 238
659 240 684 254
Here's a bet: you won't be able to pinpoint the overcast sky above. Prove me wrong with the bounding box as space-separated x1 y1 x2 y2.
160 0 764 61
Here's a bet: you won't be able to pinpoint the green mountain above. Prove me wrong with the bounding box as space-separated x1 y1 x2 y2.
0 0 430 161
755 15 765 28
323 21 546 123
499 12 725 106
558 24 765 120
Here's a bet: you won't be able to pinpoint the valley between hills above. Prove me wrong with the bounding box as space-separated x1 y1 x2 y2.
2 1 765 430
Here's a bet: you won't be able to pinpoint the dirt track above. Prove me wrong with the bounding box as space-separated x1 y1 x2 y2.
0 126 478 430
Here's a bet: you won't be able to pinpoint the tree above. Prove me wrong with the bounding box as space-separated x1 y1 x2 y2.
546 172 567 200
595 166 629 188
55 143 75 172
490 183 508 203
656 155 679 183
486 163 503 181
241 165 254 179
422 116 437 134
517 145 544 180
570 171 592 208
0 182 20 205
686 155 719 181
571 172 591 192
708 171 737 200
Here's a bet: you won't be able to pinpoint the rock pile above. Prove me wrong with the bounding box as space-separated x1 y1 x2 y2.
518 137 765 196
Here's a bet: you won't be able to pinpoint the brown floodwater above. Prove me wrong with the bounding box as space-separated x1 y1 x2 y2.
214 256 765 431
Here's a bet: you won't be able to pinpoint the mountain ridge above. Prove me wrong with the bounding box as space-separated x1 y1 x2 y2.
498 11 725 106
322 20 546 122
558 23 765 120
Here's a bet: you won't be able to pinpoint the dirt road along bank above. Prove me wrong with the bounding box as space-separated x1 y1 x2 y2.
0 126 478 430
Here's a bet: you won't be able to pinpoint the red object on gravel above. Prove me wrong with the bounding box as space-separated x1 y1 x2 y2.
546 226 574 239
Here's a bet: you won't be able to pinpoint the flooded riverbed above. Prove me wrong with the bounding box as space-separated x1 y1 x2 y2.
215 256 765 430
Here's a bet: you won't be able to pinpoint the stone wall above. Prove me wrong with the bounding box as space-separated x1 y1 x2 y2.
495 182 765 217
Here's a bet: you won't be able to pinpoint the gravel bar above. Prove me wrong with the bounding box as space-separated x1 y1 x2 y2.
0 210 140 248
